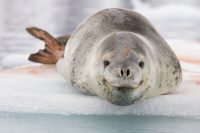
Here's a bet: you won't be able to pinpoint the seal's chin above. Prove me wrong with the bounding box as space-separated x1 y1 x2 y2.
103 80 142 106
110 86 141 106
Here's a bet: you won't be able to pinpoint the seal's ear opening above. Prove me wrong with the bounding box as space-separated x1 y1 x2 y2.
26 27 70 64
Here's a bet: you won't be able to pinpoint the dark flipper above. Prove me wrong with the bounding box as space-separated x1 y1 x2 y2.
26 27 70 64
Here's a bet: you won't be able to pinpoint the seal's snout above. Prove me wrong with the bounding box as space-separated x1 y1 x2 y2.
104 60 142 89
118 68 134 79
114 64 141 84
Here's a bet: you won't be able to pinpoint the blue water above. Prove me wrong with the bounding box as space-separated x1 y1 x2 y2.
0 112 200 133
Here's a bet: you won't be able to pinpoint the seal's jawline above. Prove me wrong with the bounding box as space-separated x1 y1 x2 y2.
103 79 141 90
115 86 133 91
102 78 146 105
112 84 133 89
103 78 141 91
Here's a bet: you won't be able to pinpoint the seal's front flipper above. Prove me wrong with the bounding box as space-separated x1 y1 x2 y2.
26 27 70 64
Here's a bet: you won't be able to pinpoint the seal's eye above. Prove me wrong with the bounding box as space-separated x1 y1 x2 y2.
139 61 144 69
103 60 110 68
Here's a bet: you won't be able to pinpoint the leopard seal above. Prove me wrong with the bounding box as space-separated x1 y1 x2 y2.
26 8 182 106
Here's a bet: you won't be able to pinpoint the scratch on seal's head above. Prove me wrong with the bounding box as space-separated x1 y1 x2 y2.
93 31 151 106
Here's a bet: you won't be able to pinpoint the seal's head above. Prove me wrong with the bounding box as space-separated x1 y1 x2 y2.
94 32 150 106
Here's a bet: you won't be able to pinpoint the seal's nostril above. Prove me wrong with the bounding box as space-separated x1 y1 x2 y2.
120 69 131 77
103 60 110 68
121 69 123 76
127 69 130 76
117 88 121 91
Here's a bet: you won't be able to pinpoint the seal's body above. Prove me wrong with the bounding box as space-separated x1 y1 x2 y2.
27 8 182 106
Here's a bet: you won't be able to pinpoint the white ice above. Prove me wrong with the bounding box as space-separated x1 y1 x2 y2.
0 40 200 118
1 0 200 117
1 54 37 68
0 67 200 118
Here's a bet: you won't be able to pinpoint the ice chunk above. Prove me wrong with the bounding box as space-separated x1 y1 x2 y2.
0 40 200 118
0 65 200 118
1 54 37 68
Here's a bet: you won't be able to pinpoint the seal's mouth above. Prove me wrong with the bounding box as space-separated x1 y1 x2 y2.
103 79 132 92
103 78 142 91
116 86 133 91
103 78 144 106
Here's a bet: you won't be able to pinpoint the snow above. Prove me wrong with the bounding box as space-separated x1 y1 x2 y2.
0 40 200 118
